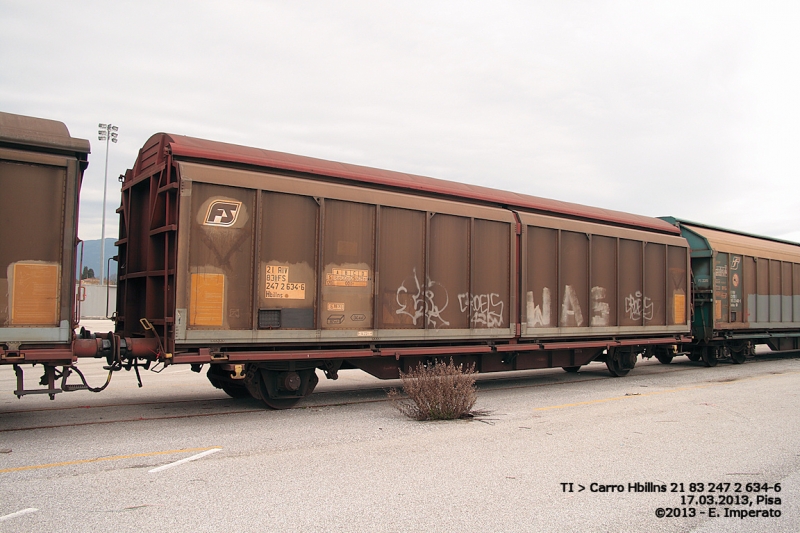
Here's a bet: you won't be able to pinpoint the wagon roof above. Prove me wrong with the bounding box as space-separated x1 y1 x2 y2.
662 217 800 262
135 132 680 235
0 111 90 156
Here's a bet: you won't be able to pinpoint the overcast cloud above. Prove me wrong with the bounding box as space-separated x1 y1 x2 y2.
1 1 798 242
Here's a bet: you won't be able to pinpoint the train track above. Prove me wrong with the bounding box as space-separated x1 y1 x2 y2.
2 354 798 433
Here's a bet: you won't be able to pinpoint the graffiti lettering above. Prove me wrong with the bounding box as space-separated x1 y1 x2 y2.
395 268 450 328
590 286 610 326
560 285 584 327
526 288 551 327
625 291 653 321
458 293 505 328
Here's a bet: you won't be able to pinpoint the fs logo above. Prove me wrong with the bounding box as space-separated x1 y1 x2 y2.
204 200 242 227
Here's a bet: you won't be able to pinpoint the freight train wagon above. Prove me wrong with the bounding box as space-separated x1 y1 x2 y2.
661 218 800 366
0 112 89 398
110 133 692 407
7 112 797 410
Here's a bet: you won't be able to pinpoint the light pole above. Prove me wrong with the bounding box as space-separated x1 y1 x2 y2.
98 123 118 284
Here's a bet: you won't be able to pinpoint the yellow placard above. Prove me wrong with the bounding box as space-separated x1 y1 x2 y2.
325 268 368 287
673 292 686 325
264 265 305 299
190 273 225 326
11 262 60 325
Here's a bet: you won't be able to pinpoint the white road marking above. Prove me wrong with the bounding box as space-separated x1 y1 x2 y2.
0 508 38 521
148 447 221 473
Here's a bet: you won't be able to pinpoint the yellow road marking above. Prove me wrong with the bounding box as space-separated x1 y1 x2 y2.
0 446 222 474
534 370 799 412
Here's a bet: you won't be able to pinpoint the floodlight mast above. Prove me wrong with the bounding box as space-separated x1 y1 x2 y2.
97 123 118 285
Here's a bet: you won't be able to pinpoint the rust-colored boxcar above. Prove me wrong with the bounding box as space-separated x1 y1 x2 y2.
0 111 90 395
115 134 690 407
519 212 689 370
664 218 800 365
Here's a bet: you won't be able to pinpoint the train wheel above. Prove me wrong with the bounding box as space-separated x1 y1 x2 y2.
730 349 746 364
606 348 636 377
701 347 718 367
207 366 251 399
221 383 251 398
562 366 581 373
257 368 319 410
655 348 673 365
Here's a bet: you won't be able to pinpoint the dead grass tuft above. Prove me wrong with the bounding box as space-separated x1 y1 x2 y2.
388 359 479 420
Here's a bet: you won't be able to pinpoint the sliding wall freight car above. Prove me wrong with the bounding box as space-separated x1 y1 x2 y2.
0 112 89 398
7 111 796 409
112 133 691 407
662 218 800 366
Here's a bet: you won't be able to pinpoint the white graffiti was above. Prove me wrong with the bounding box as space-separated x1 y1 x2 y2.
458 292 505 328
395 268 450 328
527 285 610 327
526 288 551 327
625 291 653 321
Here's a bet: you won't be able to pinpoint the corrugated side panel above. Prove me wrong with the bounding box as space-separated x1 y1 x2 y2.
175 160 517 344
681 223 800 327
0 161 66 327
187 182 255 330
521 212 689 336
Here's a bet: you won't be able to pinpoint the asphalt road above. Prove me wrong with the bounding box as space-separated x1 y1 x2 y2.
1 335 799 532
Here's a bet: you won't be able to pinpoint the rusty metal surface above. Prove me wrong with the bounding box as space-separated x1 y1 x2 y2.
592 235 617 326
427 214 470 329
0 347 74 363
0 162 66 327
130 133 680 235
187 182 255 330
743 256 756 322
644 243 666 326
0 111 90 155
166 334 696 365
111 133 696 388
156 149 683 349
525 226 558 329
377 207 425 329
667 246 688 325
0 113 88 358
471 219 512 329
172 161 518 340
618 239 643 327
540 336 692 350
259 191 318 328
559 230 589 327
520 212 689 334
320 199 375 330
678 221 800 262
116 153 179 349
668 218 799 332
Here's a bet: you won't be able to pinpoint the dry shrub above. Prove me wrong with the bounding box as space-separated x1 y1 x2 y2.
388 359 478 420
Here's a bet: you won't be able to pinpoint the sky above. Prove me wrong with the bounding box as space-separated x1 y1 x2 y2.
1 1 799 242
